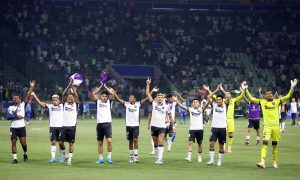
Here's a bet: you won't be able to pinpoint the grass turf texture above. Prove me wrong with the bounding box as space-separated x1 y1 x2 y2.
0 118 299 180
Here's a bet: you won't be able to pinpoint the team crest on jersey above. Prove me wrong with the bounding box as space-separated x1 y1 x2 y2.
272 102 275 105
134 105 137 108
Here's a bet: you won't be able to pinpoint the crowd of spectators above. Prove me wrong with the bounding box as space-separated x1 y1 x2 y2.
1 0 299 102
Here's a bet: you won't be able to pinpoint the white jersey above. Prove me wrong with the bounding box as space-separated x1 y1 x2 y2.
151 101 170 128
166 100 177 121
63 102 77 126
96 99 112 123
8 102 25 128
188 107 203 130
124 101 141 127
46 103 63 127
211 102 227 128
290 102 297 113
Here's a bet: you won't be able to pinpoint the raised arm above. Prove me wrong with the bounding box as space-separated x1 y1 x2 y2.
176 99 189 111
235 87 245 102
280 79 297 103
203 85 216 100
147 112 152 130
258 87 263 99
245 90 260 104
146 77 153 102
91 84 103 101
24 80 35 103
71 85 80 104
62 79 73 104
208 85 220 100
224 92 231 105
202 98 212 111
103 84 115 100
174 91 186 102
31 92 47 108
113 90 125 104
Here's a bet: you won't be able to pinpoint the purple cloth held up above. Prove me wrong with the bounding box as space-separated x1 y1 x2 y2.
100 71 110 84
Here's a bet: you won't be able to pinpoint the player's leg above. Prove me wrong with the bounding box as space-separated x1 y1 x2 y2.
18 127 28 162
255 121 260 145
96 123 105 164
271 126 280 168
127 126 134 162
67 127 76 166
217 129 226 166
167 124 176 151
10 128 18 163
49 127 57 163
133 127 139 162
298 113 300 126
197 130 203 162
156 129 165 164
105 123 113 164
257 126 271 169
183 112 187 124
207 128 217 165
185 130 194 162
245 120 252 145
291 113 296 126
227 119 234 152
179 112 183 124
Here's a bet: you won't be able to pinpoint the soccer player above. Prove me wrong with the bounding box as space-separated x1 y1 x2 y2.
6 80 35 164
113 83 158 163
91 83 115 164
31 91 64 163
165 94 177 151
290 98 298 126
245 79 298 169
59 79 80 166
175 95 211 163
297 98 300 126
146 78 173 165
244 95 261 145
206 84 230 166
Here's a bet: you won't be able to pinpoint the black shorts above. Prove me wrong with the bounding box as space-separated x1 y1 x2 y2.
209 128 226 144
151 126 166 137
59 126 76 143
189 130 203 144
126 126 139 140
248 119 260 130
97 123 112 141
10 127 26 140
50 127 62 141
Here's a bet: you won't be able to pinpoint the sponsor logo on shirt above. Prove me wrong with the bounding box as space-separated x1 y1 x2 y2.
191 111 201 116
215 108 224 113
51 107 62 111
155 106 166 114
99 104 107 108
264 105 275 110
65 107 74 111
128 108 137 112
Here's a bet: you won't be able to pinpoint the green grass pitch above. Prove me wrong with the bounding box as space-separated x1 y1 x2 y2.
0 117 299 180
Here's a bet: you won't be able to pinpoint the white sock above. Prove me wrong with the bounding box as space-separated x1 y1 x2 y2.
209 151 214 161
198 152 202 159
99 154 104 160
282 122 285 130
158 146 164 160
12 154 17 160
151 139 155 152
134 149 138 156
68 153 73 160
218 153 224 161
129 150 134 157
246 135 250 140
51 145 56 159
168 138 172 145
154 147 159 159
187 151 192 158
107 152 112 159
256 136 260 141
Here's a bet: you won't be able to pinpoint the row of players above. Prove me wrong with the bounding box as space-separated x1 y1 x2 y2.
7 78 298 168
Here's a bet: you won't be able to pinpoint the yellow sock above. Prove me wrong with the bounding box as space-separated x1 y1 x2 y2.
228 137 233 146
272 145 278 164
261 144 268 164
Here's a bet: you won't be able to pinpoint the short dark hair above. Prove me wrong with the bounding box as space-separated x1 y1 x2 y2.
101 91 109 95
216 94 224 99
265 89 273 93
166 94 173 99
192 98 200 103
